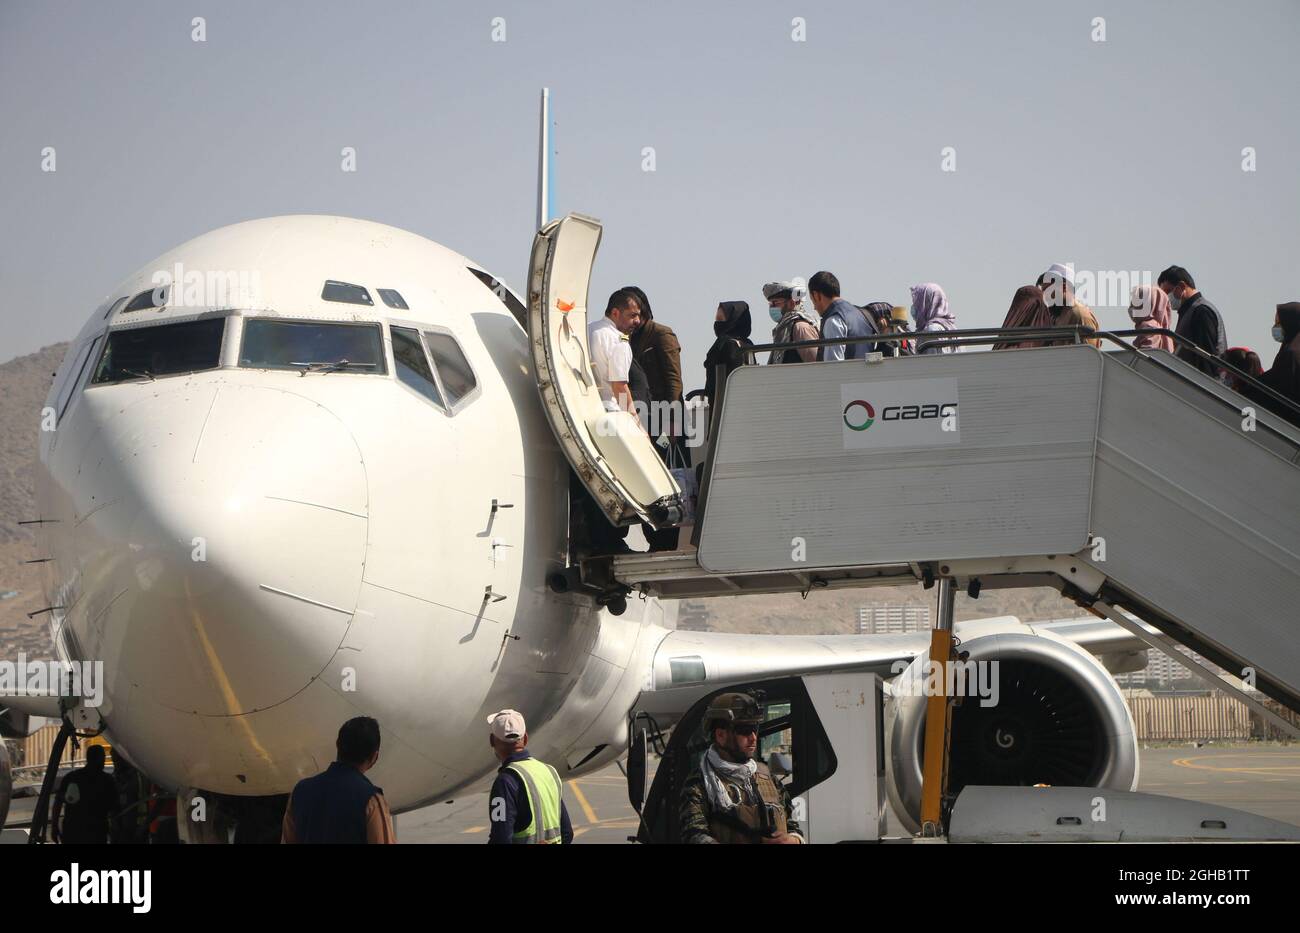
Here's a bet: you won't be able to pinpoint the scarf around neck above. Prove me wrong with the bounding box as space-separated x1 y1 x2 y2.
701 745 758 812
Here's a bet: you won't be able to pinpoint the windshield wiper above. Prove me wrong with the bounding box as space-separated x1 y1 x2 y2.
120 368 156 382
289 359 377 376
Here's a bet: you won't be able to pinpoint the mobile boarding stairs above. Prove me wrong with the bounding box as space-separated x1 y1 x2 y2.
528 213 1300 718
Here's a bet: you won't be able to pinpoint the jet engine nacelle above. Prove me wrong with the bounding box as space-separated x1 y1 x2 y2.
885 630 1139 833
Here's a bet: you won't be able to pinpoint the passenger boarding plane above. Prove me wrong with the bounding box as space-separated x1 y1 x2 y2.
2 91 1157 839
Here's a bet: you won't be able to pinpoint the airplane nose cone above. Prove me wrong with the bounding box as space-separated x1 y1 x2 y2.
72 382 368 716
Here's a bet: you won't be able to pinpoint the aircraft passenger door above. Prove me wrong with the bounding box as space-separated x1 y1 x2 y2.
526 213 683 529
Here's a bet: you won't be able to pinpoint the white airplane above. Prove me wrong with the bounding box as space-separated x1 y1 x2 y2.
0 208 1160 838
0 95 1156 840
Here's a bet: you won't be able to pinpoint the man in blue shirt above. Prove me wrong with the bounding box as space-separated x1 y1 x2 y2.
486 709 574 844
809 270 878 361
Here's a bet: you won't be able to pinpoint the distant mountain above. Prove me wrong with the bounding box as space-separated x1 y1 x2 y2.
0 342 68 657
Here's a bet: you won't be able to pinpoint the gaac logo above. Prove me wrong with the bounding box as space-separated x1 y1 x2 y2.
841 377 960 450
842 399 875 431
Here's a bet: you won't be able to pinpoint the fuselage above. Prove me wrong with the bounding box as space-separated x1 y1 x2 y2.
36 215 670 810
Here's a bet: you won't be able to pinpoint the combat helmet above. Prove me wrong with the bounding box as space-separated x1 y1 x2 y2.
702 691 764 735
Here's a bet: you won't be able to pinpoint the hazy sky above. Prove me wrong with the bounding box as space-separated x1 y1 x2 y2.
2 0 1297 381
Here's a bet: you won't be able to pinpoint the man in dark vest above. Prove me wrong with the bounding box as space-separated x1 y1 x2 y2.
678 692 804 844
809 270 878 361
281 716 395 844
1158 265 1228 381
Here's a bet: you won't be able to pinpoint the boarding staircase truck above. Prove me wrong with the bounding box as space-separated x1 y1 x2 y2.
527 213 1300 842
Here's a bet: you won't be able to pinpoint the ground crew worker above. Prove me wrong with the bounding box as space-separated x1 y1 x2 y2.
281 716 396 844
486 708 573 844
679 692 805 844
51 744 118 844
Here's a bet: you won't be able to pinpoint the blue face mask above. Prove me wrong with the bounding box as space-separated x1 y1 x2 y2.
1274 326 1286 343
769 305 784 323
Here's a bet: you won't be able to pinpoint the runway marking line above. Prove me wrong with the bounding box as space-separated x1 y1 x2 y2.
568 779 599 824
1171 753 1300 778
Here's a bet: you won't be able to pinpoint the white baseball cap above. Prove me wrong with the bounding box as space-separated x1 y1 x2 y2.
486 709 527 743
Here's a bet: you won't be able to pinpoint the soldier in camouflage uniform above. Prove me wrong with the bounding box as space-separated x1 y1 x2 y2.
679 692 805 844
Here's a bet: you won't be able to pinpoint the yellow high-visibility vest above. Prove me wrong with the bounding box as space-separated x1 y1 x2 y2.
505 758 563 844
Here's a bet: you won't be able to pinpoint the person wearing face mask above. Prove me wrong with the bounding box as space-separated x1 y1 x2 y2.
702 300 753 410
1126 284 1175 353
1157 265 1227 379
677 693 805 844
764 280 819 364
1259 302 1300 427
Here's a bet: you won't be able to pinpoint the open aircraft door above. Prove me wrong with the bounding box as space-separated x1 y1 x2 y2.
528 213 684 528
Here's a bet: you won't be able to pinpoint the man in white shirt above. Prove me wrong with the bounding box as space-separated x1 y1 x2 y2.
588 289 642 412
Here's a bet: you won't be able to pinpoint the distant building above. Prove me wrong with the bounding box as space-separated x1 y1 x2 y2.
1114 642 1248 694
677 600 710 632
857 605 931 635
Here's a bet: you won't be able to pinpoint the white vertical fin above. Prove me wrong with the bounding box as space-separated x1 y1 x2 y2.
537 88 553 230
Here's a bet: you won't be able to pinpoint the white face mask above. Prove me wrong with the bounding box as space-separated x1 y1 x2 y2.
1168 290 1183 311
1274 326 1286 343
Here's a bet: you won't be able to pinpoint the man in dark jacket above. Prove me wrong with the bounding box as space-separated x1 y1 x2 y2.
626 286 683 421
625 285 685 551
281 716 395 844
1158 265 1227 380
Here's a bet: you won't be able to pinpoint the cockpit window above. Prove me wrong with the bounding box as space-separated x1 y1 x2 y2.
102 296 128 319
467 268 527 328
91 318 224 384
424 331 477 405
377 288 408 310
123 285 169 313
321 280 373 306
391 326 444 407
240 319 387 374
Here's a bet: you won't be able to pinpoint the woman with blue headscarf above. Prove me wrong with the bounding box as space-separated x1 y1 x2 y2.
909 283 960 355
